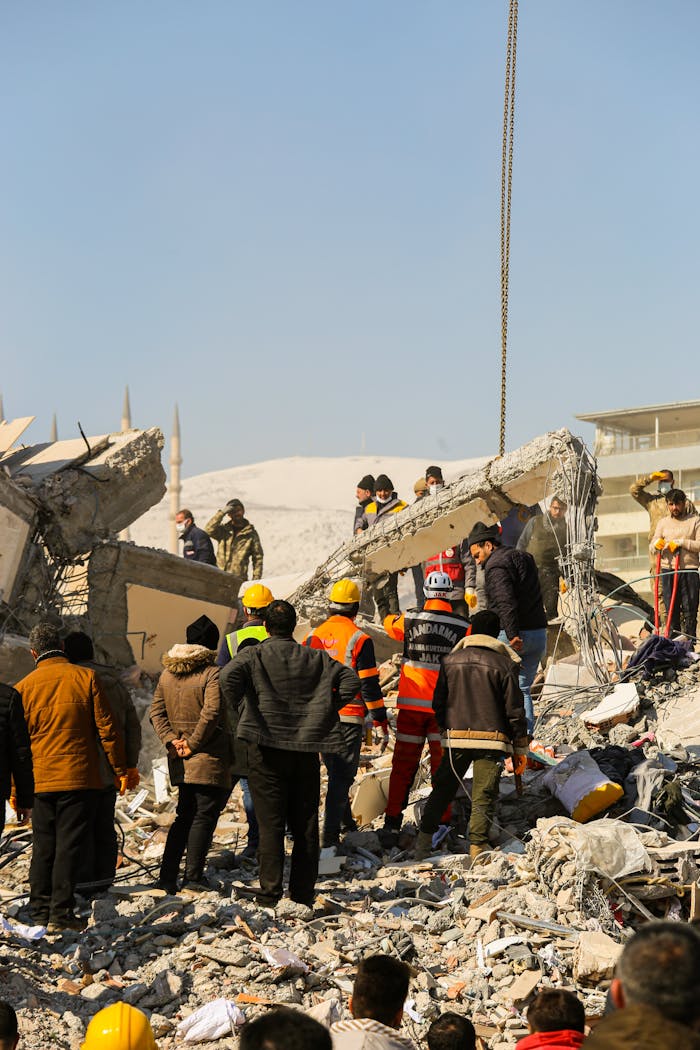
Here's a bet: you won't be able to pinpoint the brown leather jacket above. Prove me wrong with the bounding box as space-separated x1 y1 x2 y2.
15 655 127 793
150 645 231 789
433 635 529 754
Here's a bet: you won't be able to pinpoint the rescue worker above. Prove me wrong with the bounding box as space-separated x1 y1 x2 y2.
360 474 408 620
379 571 469 848
414 610 528 863
81 1003 157 1050
631 469 682 616
205 499 264 578
303 579 389 849
650 488 700 638
217 584 274 667
517 496 568 621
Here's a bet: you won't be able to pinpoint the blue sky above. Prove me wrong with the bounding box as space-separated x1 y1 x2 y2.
1 2 698 477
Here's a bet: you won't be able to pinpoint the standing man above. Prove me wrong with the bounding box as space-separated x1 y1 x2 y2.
379 572 469 848
650 488 700 638
63 632 141 890
630 468 677 605
222 600 359 907
0 680 33 836
468 522 547 735
150 615 231 893
303 579 389 849
361 474 408 620
205 499 264 579
175 509 216 566
517 496 568 620
414 610 528 863
15 623 127 931
354 475 375 534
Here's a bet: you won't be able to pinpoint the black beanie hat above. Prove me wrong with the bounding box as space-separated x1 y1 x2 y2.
357 474 375 492
466 521 501 547
375 473 393 491
186 614 220 650
425 465 444 482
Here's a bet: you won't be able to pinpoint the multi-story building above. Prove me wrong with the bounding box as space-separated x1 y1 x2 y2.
576 401 700 597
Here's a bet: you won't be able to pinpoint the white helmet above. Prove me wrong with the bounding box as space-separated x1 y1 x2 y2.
423 570 453 599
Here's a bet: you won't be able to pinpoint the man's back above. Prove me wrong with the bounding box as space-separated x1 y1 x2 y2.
484 545 546 637
16 657 125 792
224 637 359 752
584 1002 700 1050
331 1017 417 1050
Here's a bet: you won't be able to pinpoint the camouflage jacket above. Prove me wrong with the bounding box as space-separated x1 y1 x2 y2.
204 511 264 577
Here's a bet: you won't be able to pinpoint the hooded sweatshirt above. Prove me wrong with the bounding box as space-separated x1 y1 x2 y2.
516 1031 584 1050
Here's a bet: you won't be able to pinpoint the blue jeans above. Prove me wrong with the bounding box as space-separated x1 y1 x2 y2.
499 627 546 735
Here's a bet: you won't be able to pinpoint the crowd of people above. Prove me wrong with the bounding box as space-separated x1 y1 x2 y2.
1 466 699 1046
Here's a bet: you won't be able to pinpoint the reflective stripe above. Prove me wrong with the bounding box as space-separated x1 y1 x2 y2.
358 667 379 679
410 612 465 628
398 696 435 710
427 734 442 742
403 658 441 672
344 629 365 666
227 623 267 656
395 733 426 744
365 698 385 710
340 714 364 725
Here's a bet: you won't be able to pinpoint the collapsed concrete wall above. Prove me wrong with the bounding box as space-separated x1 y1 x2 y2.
87 542 242 667
0 471 38 610
7 428 167 559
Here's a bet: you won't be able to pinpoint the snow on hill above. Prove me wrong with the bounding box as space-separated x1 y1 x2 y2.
130 454 488 579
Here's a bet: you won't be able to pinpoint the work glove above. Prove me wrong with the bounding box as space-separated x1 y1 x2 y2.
513 754 528 777
378 721 390 753
125 768 140 790
668 538 684 553
559 578 568 594
465 591 478 610
650 471 666 481
8 793 16 813
654 538 666 551
115 774 128 796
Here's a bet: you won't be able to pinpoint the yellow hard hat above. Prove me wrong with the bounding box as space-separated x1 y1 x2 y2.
242 583 274 610
82 1004 157 1050
329 579 361 604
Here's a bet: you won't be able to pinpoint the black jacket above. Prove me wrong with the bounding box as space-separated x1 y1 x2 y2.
182 523 216 565
433 636 528 753
353 496 373 534
220 636 360 754
484 544 547 640
0 684 34 808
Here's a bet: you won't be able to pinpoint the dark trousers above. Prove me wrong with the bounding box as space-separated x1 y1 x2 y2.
30 790 98 922
420 748 502 848
246 744 320 906
238 777 259 849
81 786 118 890
372 573 400 621
160 783 229 888
662 568 700 639
539 568 560 620
322 722 363 847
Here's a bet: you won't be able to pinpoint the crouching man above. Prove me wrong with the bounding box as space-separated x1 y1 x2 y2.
414 610 529 863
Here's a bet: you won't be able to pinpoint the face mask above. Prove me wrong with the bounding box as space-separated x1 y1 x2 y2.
429 483 443 496
659 482 671 495
376 494 391 504
176 522 186 536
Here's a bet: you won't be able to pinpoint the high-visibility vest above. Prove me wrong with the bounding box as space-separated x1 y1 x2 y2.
303 615 385 725
385 600 468 714
226 623 268 657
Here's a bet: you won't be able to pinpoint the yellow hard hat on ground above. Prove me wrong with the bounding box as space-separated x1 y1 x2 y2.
242 583 274 610
329 579 361 604
82 1004 157 1050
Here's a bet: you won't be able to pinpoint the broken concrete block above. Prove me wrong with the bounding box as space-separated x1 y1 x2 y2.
573 930 622 982
582 683 640 731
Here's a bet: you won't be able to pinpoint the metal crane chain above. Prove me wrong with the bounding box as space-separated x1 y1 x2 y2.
500 0 518 457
